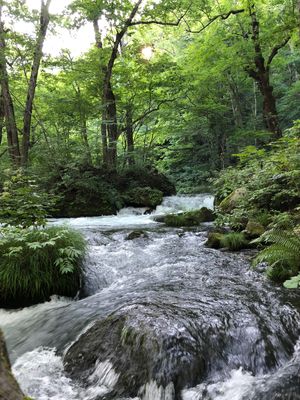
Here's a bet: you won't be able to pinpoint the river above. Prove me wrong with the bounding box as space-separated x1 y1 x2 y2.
1 195 300 400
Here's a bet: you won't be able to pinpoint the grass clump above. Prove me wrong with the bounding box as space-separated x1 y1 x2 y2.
220 232 249 251
0 226 86 307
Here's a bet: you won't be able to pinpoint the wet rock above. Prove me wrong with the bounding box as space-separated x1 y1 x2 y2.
0 330 24 400
64 306 207 398
219 188 247 213
125 230 149 240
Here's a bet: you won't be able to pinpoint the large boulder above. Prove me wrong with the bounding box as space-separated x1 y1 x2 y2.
219 188 247 213
64 306 209 398
0 331 24 400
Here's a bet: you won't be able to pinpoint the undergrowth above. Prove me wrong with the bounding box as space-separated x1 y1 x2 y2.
0 226 86 307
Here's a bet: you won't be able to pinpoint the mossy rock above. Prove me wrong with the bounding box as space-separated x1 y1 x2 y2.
244 220 265 239
125 230 149 240
219 188 247 213
122 187 163 208
163 208 215 227
205 232 224 249
0 330 24 400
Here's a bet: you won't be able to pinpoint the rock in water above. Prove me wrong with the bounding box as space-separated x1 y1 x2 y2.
0 330 24 400
64 305 206 398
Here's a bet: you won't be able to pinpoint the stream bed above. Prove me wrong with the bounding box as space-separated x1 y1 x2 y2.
1 195 300 400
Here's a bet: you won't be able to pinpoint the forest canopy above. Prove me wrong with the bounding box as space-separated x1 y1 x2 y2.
0 0 298 192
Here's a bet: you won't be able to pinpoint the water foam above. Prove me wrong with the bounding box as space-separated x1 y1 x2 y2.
13 348 120 400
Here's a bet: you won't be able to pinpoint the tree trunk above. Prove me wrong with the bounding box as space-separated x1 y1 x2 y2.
0 90 4 145
94 1 143 169
245 1 288 139
125 105 135 165
21 0 51 167
80 116 92 165
0 5 20 166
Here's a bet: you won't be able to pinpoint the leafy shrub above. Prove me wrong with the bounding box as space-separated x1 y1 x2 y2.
0 226 86 307
213 130 300 231
0 170 54 228
220 232 249 251
122 186 163 208
254 230 300 284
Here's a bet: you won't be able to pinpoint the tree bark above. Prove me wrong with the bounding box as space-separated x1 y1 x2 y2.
0 4 21 166
125 104 135 165
21 0 51 166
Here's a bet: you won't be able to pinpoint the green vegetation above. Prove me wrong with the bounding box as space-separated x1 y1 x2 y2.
253 230 300 285
213 126 300 285
0 171 52 228
0 226 86 307
220 232 249 251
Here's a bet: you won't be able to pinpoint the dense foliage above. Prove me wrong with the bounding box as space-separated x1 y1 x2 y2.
0 0 299 294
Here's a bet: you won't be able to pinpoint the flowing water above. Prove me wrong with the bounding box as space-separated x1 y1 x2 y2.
1 195 300 400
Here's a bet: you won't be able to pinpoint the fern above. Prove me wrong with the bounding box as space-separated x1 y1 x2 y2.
254 230 300 284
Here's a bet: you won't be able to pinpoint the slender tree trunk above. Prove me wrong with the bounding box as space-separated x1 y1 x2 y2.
21 0 51 166
0 5 20 166
245 1 289 139
80 116 92 164
106 84 118 167
227 74 243 128
125 105 135 165
0 90 4 145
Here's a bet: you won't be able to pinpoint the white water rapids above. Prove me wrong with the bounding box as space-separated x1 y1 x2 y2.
0 194 299 400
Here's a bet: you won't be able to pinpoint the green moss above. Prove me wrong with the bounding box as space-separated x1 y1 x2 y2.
205 232 224 249
0 226 86 308
219 188 247 213
164 208 215 227
244 220 265 239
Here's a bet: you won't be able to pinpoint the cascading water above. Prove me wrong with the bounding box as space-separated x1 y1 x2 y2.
1 194 300 400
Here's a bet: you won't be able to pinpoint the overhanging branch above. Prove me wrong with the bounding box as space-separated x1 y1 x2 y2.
267 36 291 68
186 9 244 34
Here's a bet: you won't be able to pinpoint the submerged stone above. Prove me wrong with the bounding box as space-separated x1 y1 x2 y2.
125 230 149 240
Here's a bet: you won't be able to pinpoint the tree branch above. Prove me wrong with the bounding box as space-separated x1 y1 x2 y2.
186 9 244 34
129 11 187 27
267 36 291 68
